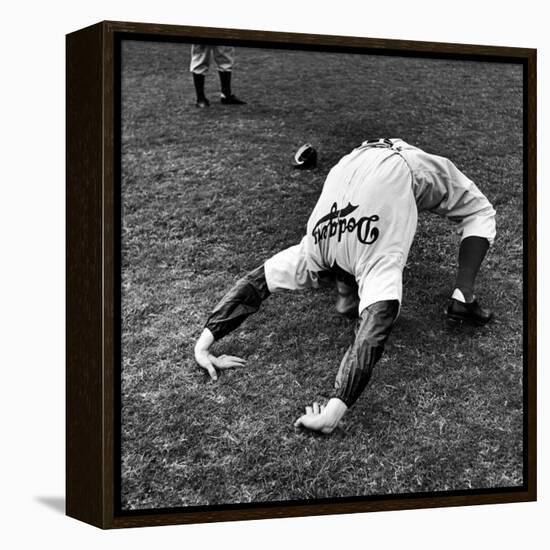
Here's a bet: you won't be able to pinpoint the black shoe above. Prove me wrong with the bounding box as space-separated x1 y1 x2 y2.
195 97 210 108
220 94 246 105
446 298 493 326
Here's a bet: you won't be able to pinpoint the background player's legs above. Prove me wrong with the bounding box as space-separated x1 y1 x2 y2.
212 46 246 105
189 45 211 108
212 46 234 71
217 71 246 105
219 70 231 97
192 73 209 107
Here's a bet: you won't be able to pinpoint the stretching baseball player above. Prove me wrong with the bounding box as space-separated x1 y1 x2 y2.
194 138 496 434
189 44 246 108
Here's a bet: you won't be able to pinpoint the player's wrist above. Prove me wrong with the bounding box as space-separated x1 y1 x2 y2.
323 398 348 431
194 328 215 362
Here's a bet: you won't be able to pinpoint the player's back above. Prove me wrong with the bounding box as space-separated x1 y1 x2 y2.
305 142 417 290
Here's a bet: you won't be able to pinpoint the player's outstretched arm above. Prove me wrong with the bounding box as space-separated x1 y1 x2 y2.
333 300 398 407
194 265 270 380
204 265 271 340
294 300 399 434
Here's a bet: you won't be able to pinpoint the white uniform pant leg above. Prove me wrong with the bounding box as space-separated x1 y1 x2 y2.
442 160 496 245
423 156 497 245
455 183 497 245
212 46 235 72
190 44 212 74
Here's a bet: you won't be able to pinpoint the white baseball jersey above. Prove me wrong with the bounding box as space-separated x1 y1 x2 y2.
264 139 496 315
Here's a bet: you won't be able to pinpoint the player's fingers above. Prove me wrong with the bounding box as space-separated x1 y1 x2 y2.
320 404 326 414
214 355 247 369
313 402 320 415
216 359 241 369
223 356 247 368
223 355 246 363
216 354 245 363
204 364 218 381
294 415 305 428
196 352 218 381
306 406 313 416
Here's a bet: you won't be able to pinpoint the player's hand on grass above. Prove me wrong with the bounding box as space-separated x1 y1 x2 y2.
294 402 329 432
195 352 246 381
194 328 246 381
195 351 218 381
210 354 247 370
294 398 348 434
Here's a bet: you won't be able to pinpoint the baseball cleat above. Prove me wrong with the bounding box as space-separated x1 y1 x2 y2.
195 97 210 108
446 298 493 326
220 94 246 105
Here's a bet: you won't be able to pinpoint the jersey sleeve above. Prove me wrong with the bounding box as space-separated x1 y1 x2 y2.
205 237 319 341
205 265 270 341
413 156 496 245
263 237 320 293
333 300 399 407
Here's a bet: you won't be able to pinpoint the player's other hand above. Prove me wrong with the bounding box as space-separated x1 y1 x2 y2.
194 328 246 381
294 398 348 434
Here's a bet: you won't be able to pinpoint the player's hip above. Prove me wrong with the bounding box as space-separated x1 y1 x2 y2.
307 192 418 264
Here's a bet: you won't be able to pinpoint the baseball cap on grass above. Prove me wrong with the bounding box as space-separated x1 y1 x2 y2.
292 143 317 170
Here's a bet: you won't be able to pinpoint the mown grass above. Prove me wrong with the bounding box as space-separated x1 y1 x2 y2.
120 41 524 509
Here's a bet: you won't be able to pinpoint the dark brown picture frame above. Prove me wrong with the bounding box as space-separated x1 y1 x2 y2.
66 20 537 529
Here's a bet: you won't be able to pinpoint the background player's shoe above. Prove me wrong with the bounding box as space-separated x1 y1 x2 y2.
195 97 210 108
446 298 493 326
220 93 246 105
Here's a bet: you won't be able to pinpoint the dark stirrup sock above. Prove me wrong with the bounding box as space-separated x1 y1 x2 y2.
455 236 490 302
218 70 232 97
192 72 206 101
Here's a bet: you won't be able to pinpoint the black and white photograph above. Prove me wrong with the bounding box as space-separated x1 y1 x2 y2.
3 0 549 547
119 38 526 511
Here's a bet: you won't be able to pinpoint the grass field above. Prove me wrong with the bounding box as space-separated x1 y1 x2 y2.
120 41 524 510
